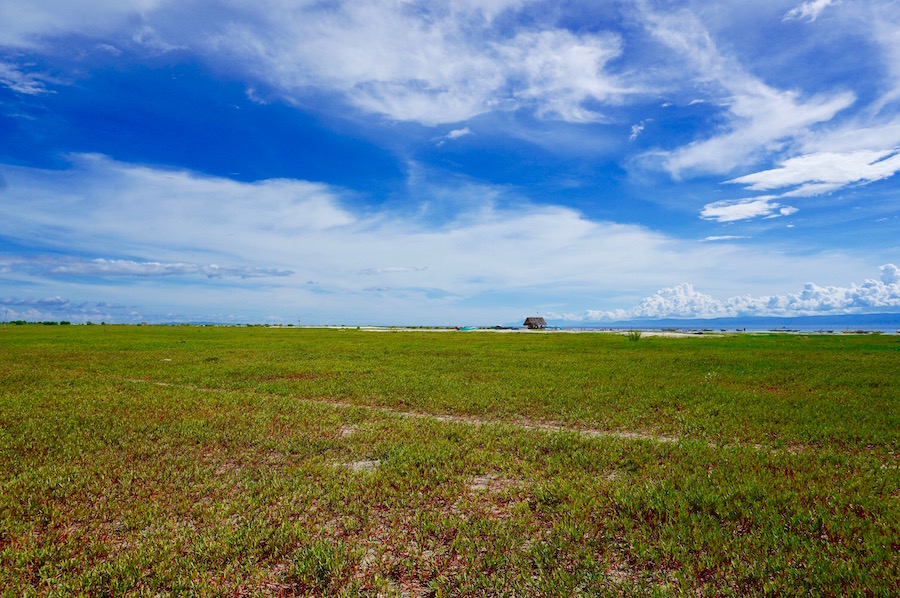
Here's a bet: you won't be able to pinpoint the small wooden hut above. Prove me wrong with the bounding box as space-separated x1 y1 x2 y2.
523 317 547 329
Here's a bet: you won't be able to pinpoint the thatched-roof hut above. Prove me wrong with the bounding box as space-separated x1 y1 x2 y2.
523 317 547 329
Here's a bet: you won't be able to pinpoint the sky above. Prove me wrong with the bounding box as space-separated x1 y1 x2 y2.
1 0 899 326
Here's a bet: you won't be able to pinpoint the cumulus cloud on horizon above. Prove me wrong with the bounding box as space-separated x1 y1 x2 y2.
586 264 900 321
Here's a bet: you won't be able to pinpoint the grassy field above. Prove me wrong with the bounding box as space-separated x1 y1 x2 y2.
1 325 898 596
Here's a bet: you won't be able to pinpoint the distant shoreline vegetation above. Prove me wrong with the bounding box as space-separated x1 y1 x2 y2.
4 312 900 333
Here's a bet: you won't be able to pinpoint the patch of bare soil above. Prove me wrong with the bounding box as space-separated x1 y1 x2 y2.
214 460 243 476
339 459 380 473
258 372 338 382
467 474 521 494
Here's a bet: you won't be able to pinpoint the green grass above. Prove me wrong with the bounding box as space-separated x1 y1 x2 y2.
1 325 898 596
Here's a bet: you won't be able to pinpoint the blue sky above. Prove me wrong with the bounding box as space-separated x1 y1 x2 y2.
1 0 899 325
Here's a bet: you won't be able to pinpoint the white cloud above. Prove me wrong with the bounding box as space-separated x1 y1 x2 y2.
236 4 630 124
642 6 855 176
702 235 748 241
437 127 471 145
446 127 471 140
2 256 292 284
0 155 888 324
0 61 53 94
36 258 292 278
747 3 900 183
664 89 853 176
586 264 900 320
0 155 696 306
727 149 900 195
868 4 900 112
359 266 428 275
0 156 752 322
1 0 632 125
882 263 900 284
3 153 855 324
587 282 723 321
497 28 627 123
0 0 164 48
699 197 797 222
784 0 839 22
629 121 645 141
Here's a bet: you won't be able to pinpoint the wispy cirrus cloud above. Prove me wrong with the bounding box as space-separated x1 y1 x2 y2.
35 258 293 279
629 119 651 141
0 60 54 94
2 0 634 126
214 2 632 124
727 149 900 197
641 5 855 177
497 28 628 123
702 235 748 242
784 0 839 22
358 266 428 275
1 256 292 283
0 0 164 48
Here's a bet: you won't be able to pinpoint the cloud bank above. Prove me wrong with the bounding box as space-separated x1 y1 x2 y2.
587 264 900 321
1 154 888 324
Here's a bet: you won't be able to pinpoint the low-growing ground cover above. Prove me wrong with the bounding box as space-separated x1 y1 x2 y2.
1 325 898 596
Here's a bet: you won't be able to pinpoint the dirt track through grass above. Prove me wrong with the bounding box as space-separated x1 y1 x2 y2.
112 374 843 461
116 373 686 446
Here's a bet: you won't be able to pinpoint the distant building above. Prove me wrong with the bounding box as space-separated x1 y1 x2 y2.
523 317 547 329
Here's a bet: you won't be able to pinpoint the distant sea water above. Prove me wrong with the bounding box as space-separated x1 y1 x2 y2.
562 313 900 334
